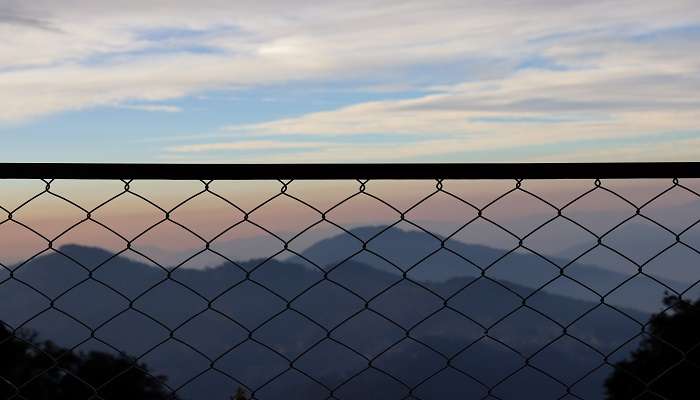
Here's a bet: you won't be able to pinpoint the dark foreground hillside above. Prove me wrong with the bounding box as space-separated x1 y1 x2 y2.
0 323 174 399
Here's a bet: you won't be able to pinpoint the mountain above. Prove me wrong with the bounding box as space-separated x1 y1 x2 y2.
301 226 697 312
498 197 700 258
0 243 651 399
556 220 700 285
129 227 328 269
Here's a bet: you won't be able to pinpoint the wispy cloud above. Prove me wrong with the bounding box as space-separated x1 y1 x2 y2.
529 137 700 162
161 134 700 163
118 104 182 113
0 12 58 31
167 140 327 153
160 138 475 162
218 57 700 154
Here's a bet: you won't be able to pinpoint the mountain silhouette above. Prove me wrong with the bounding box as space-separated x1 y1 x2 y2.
557 219 700 287
0 229 661 399
301 226 695 312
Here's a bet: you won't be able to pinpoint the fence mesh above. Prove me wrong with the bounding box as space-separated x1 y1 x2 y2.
1 173 700 400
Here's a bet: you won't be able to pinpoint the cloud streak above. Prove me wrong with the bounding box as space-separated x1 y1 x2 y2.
118 104 182 113
167 140 327 153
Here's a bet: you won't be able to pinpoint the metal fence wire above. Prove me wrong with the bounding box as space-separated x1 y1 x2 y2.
1 163 700 400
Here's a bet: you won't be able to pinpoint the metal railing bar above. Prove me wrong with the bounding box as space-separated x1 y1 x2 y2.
1 162 699 180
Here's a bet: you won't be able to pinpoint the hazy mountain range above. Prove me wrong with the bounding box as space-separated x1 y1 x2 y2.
1 226 690 399
300 226 699 312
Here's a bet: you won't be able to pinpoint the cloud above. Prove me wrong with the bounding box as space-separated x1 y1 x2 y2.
160 138 478 162
1 0 699 122
118 104 182 113
167 140 327 153
160 134 700 163
2 0 700 164
0 13 57 31
529 137 700 162
219 58 700 151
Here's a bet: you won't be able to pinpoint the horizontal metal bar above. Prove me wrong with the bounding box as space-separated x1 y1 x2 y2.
0 163 699 180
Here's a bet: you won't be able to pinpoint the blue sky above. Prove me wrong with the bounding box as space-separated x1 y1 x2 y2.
1 0 699 162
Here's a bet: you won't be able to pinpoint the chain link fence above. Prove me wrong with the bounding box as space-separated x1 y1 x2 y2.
1 163 699 400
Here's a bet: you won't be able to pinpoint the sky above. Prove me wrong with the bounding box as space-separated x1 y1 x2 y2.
1 0 699 163
2 1 700 263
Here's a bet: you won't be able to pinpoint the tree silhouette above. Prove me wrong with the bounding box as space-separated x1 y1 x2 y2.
231 386 249 400
605 295 700 399
0 323 175 399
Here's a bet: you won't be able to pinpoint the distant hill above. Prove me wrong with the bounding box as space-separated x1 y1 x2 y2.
556 220 700 285
301 226 696 312
1 242 651 399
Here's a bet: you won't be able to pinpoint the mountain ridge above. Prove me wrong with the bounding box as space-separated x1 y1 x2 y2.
0 232 672 399
301 225 695 312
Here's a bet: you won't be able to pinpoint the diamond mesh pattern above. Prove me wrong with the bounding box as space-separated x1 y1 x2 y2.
1 176 699 400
